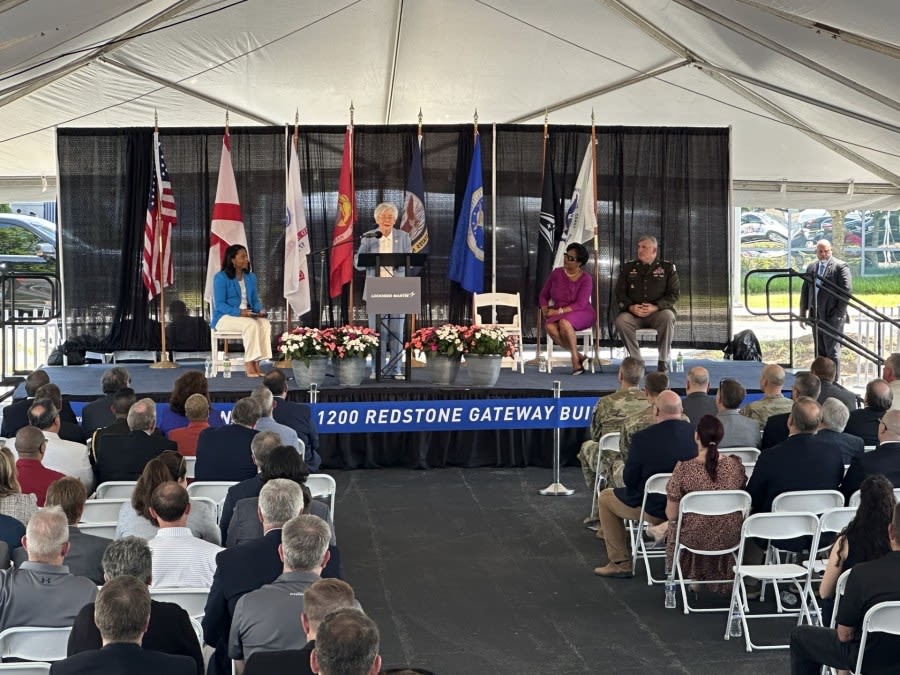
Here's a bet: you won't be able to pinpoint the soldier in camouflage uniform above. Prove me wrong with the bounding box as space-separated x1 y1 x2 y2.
741 363 793 427
577 357 647 495
614 235 679 372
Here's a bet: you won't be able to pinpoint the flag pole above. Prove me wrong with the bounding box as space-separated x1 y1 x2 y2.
529 112 549 368
590 111 601 370
150 111 177 369
348 101 355 326
410 108 425 368
275 114 299 370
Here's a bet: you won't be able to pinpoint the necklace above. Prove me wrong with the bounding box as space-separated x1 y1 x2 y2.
564 268 581 279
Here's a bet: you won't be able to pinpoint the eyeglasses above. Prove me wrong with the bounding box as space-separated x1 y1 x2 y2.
564 254 578 262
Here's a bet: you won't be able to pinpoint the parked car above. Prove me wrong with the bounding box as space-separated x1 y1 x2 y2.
740 212 788 243
0 213 58 312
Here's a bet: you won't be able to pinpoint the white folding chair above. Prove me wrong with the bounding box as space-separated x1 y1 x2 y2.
471 292 525 373
149 587 210 621
670 490 752 614
0 664 52 673
187 482 235 524
188 617 204 645
721 447 760 464
79 498 127 523
591 432 621 498
184 455 197 479
854 601 900 674
75 522 117 539
801 507 857 624
631 472 671 585
209 299 243 374
191 495 220 525
0 626 71 662
93 481 136 499
771 490 844 515
829 568 853 629
743 463 755 481
725 512 820 651
306 473 337 521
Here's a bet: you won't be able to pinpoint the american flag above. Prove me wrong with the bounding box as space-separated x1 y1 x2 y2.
142 131 177 300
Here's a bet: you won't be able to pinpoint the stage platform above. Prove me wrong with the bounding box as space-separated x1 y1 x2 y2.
17 358 785 471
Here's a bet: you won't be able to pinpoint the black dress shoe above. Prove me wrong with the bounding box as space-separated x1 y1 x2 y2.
657 360 668 372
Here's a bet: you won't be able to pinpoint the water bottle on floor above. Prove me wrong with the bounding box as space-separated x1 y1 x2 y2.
223 357 231 379
729 613 743 638
664 579 676 609
675 352 684 372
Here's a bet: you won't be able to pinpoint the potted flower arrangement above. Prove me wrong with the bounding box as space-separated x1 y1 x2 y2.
461 325 517 386
278 327 334 386
328 325 379 385
407 324 467 385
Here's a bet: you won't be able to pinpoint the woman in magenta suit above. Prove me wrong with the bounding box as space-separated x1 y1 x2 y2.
539 243 596 374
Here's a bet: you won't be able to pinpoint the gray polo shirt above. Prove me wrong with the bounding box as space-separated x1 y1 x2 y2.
228 570 320 660
0 561 98 630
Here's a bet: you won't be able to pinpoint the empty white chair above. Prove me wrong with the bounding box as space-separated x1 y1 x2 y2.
0 626 71 662
79 498 128 523
76 522 117 539
631 473 671 585
306 473 337 521
771 490 844 515
854 601 900 674
187 481 235 505
721 447 760 464
93 481 136 499
149 587 210 621
471 292 525 373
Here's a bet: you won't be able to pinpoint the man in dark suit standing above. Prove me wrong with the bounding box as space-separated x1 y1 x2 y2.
800 241 851 379
817 397 865 465
844 379 892 447
748 398 845 514
51 575 195 675
841 409 900 500
80 367 130 435
93 398 176 484
203 479 304 675
594 391 696 578
263 370 321 471
195 397 260 482
761 372 821 450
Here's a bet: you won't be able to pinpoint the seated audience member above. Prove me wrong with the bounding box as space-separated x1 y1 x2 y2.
219 431 284 540
68 536 203 673
740 363 792 427
883 352 900 411
0 506 97 630
243 578 357 675
195 397 260 482
682 366 717 424
14 425 64 505
94 397 177 484
842 408 900 500
760 371 821 449
844 378 893 446
35 383 86 444
0 513 25 555
716 378 760 448
166 300 210 352
747 398 845 514
230 515 332 667
116 451 219 543
251 385 300 450
203 479 304 675
22 398 93 492
311 608 381 675
617 372 671 458
148 481 222 588
81 367 131 435
0 445 37 525
90 387 137 451
654 415 747 592
817 397 865 464
594 391 696 578
811 356 859 411
13 476 108 584
0 369 77 438
167 393 210 456
819 474 896 625
53 575 195 675
263 370 322 471
159 370 223 435
790 500 900 674
576 357 647 498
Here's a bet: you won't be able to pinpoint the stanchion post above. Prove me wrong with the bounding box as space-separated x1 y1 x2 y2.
309 382 318 405
539 380 574 496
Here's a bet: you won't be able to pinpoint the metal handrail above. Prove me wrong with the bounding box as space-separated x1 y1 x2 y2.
743 268 900 371
0 271 61 378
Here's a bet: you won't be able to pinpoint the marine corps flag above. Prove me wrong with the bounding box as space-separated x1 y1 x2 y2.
329 127 355 298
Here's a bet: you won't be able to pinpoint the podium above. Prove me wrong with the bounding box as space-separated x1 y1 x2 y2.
358 253 427 382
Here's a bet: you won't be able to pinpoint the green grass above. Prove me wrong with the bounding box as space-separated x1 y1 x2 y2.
745 293 900 311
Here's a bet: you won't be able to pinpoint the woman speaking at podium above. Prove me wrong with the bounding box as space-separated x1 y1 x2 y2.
355 202 411 379
211 243 272 377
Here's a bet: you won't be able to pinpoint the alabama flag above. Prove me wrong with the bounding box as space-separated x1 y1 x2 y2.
204 131 247 304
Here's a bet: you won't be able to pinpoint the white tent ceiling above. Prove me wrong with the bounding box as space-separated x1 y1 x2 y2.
1 0 898 207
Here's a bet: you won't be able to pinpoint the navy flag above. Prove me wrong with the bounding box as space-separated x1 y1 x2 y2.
400 135 428 256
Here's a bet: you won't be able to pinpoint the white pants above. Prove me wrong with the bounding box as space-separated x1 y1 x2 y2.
215 315 272 362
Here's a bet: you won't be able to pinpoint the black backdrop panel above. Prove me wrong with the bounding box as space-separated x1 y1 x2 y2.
57 125 729 351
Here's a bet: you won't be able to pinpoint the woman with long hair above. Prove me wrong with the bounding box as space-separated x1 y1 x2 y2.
211 243 272 377
114 450 219 544
0 445 37 525
661 414 747 592
157 370 222 435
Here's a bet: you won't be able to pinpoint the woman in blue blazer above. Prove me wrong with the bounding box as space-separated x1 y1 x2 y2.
212 244 272 377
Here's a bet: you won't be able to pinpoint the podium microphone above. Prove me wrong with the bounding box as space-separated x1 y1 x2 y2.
361 230 383 239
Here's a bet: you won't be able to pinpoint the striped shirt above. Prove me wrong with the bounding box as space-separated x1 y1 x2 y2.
148 527 223 589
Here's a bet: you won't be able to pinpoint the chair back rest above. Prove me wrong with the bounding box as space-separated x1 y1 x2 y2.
638 473 671 516
771 489 844 514
819 507 856 535
741 512 819 541
0 626 71 661
679 490 752 518
830 568 853 629
79 498 127 523
149 587 210 620
472 292 521 327
721 447 760 464
93 481 136 499
0 663 52 673
598 432 620 452
190 496 220 524
75 522 117 539
184 456 197 479
186 481 236 504
743 462 755 481
856 601 900 674
306 473 337 519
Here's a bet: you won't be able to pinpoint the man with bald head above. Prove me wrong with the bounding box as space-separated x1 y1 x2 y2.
844 379 893 446
682 366 717 424
761 372 821 449
747 397 844 514
594 390 696 578
741 363 793 427
841 409 900 500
